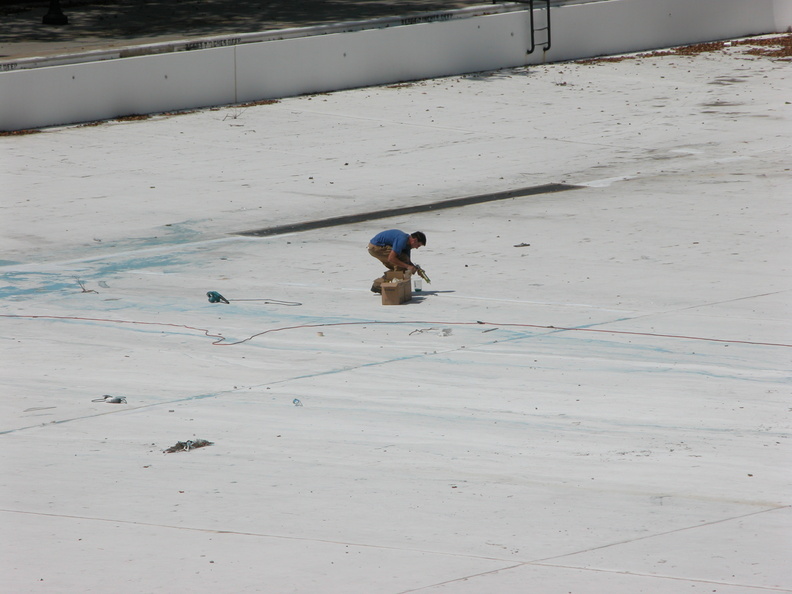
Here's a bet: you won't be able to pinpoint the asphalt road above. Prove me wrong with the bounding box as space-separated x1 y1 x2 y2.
0 0 489 60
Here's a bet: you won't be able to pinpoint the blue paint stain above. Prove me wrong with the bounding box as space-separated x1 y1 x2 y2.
84 222 206 254
0 253 186 300
0 272 81 300
90 254 184 275
0 221 205 298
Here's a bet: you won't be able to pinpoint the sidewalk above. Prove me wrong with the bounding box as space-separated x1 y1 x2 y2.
0 0 487 60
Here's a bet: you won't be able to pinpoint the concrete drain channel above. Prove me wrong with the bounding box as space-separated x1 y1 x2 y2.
236 182 582 238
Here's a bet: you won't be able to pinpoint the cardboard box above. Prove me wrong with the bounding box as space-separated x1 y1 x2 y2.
381 278 412 305
384 270 411 281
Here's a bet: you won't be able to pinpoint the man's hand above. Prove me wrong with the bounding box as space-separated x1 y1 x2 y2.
415 267 431 284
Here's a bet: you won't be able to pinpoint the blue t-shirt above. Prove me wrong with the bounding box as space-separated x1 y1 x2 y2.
370 229 410 255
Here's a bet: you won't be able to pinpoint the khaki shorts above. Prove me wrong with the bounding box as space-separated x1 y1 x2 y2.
368 243 400 270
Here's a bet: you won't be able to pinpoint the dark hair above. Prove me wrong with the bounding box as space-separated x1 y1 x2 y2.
411 231 427 246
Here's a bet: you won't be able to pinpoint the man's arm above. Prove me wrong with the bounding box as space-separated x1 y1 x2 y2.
387 249 416 273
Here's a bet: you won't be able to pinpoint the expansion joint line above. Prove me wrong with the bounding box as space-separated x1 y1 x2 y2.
399 505 792 594
529 505 791 565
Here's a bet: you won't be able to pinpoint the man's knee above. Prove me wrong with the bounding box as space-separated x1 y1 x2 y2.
368 243 393 266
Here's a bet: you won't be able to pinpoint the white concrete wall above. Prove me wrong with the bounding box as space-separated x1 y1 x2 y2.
234 14 532 103
1 48 236 131
545 0 786 62
775 0 792 30
1 0 789 132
